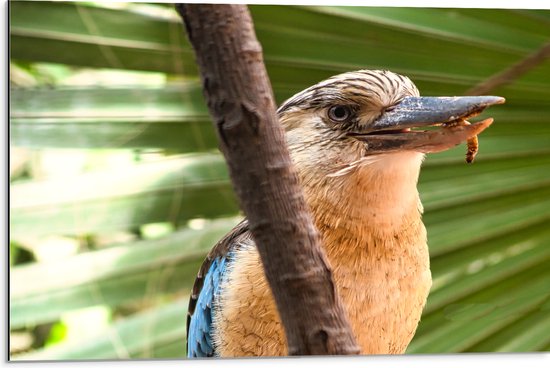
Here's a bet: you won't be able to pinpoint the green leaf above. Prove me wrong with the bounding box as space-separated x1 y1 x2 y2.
9 2 550 358
10 87 550 151
10 85 214 151
45 322 68 347
11 2 550 95
408 262 550 353
464 296 550 352
10 217 239 328
308 7 548 53
10 154 238 238
10 1 196 75
15 297 190 360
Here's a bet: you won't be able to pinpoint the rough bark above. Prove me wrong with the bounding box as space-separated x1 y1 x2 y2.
175 4 360 356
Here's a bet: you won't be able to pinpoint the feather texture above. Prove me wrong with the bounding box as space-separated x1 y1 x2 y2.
187 70 433 357
186 220 250 357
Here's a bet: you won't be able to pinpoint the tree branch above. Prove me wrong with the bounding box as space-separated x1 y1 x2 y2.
465 41 550 96
175 4 360 356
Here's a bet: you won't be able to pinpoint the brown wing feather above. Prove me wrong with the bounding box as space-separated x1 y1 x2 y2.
186 219 251 341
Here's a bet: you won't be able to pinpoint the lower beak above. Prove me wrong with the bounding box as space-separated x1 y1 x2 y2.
351 96 505 154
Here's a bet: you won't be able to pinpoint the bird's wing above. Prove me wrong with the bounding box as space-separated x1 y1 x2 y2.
186 219 251 357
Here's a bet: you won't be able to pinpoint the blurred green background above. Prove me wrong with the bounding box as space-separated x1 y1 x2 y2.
9 1 550 360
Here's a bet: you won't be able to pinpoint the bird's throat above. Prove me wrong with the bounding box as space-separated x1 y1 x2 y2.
304 151 425 239
213 151 431 357
302 151 431 354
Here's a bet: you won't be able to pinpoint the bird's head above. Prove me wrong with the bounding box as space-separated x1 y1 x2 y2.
278 70 504 177
277 70 504 230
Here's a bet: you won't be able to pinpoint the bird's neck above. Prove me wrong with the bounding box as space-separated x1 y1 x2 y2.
302 152 425 254
300 152 430 354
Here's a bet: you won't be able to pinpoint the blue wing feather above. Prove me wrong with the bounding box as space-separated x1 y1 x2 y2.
186 220 250 358
187 256 230 357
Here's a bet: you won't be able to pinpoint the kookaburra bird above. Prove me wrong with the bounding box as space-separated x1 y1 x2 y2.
187 69 504 357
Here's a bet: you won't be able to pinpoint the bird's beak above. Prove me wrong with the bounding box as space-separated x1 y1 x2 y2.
350 96 505 154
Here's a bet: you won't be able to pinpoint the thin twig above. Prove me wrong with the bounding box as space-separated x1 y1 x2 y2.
465 41 550 95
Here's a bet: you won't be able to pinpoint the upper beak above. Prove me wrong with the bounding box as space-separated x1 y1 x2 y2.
351 95 505 154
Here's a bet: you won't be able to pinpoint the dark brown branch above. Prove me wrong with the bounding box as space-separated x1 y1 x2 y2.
465 41 550 95
175 4 360 356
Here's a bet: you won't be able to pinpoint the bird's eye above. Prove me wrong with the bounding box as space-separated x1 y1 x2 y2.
327 105 352 122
